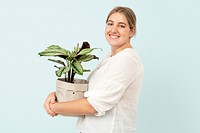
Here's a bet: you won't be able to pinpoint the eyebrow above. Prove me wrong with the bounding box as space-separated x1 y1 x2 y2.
107 20 127 25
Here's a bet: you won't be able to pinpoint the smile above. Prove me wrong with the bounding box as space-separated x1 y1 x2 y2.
109 35 120 39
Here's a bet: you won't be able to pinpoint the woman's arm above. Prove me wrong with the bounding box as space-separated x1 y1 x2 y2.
49 98 97 116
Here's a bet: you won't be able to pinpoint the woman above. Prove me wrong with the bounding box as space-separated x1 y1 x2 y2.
44 6 144 133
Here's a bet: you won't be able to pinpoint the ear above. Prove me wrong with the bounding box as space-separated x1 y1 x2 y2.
129 28 136 38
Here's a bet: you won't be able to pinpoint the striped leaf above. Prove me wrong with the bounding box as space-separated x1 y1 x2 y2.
71 60 83 75
48 59 65 66
38 45 70 57
78 55 96 62
77 48 94 55
55 66 70 77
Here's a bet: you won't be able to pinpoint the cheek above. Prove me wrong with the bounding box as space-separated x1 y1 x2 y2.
104 29 109 40
104 29 107 37
105 26 110 33
105 27 110 37
121 29 131 37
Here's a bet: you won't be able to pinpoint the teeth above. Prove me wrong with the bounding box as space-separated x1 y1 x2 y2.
110 35 119 39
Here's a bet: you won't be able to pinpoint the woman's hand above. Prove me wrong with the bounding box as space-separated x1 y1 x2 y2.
43 92 58 117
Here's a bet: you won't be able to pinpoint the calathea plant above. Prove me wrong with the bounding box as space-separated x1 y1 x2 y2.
38 42 100 83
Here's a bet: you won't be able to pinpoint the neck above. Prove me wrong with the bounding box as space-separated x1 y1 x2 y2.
111 43 132 57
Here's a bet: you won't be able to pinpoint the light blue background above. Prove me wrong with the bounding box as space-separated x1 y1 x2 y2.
0 0 199 133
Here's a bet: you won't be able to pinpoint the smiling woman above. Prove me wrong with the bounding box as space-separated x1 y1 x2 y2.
43 6 144 133
105 7 137 56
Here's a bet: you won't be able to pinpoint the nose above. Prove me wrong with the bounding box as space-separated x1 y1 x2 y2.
111 25 117 33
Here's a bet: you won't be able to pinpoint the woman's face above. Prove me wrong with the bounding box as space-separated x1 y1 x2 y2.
105 12 134 48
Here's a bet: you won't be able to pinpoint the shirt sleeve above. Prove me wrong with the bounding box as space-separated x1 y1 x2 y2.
84 54 139 116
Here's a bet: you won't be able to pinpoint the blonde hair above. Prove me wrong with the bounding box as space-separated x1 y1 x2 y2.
106 6 137 31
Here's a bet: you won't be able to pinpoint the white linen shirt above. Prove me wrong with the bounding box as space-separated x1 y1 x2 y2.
76 48 144 133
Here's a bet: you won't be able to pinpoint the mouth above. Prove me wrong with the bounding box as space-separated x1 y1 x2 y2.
109 34 120 39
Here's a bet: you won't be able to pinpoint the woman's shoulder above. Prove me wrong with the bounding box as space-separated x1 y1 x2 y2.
114 48 141 61
101 48 143 67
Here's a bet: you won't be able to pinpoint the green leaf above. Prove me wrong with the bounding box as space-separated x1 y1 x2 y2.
55 67 65 77
78 55 95 62
38 45 70 57
48 59 65 66
48 45 61 49
83 69 90 72
70 51 77 58
55 66 70 77
77 48 94 55
71 60 83 75
63 66 70 74
67 51 77 61
74 43 80 53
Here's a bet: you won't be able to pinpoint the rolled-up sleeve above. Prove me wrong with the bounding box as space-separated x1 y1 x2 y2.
84 54 139 116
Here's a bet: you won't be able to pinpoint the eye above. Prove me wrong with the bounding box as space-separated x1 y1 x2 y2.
119 25 125 28
107 22 113 26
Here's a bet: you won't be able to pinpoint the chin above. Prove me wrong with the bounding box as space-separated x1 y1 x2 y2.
109 42 121 47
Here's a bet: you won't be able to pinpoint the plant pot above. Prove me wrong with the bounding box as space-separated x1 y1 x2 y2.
56 78 88 102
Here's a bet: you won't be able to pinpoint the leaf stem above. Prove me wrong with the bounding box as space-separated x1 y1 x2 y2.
71 70 75 83
68 70 71 82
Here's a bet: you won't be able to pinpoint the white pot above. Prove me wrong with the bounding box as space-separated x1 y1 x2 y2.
56 78 88 102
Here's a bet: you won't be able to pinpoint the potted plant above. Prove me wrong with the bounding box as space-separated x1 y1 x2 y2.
38 42 100 102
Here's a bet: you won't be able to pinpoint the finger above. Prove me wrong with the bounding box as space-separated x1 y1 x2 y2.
48 92 57 104
50 97 56 104
43 102 57 117
45 105 57 117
